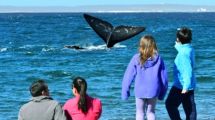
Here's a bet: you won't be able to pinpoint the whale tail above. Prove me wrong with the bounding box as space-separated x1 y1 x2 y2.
83 14 145 48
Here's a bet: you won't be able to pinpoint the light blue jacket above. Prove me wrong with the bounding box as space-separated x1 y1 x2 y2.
173 43 196 90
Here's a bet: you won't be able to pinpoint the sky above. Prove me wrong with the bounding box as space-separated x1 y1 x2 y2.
0 0 215 6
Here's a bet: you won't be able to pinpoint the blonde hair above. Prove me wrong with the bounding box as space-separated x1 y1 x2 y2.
139 35 158 65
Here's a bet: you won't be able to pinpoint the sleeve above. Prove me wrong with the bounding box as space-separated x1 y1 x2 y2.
179 54 192 90
94 99 102 119
158 59 168 100
54 103 67 120
18 108 24 120
121 55 137 100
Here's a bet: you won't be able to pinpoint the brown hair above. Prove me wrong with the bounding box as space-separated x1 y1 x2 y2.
139 35 158 65
72 77 88 113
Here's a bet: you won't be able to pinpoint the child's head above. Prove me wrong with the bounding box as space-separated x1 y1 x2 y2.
139 35 158 64
176 27 192 44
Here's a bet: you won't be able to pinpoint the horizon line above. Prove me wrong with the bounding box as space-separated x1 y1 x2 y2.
0 11 214 14
0 4 215 13
0 4 215 7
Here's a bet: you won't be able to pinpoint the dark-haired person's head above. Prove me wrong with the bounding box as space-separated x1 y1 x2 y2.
72 77 88 113
72 77 87 94
176 27 192 44
29 80 49 97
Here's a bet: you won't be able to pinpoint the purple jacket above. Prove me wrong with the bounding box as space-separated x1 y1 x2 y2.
121 53 168 100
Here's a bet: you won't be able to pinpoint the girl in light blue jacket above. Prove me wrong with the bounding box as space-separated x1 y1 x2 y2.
165 27 197 120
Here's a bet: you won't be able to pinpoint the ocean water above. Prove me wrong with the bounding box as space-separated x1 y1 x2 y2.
0 13 215 120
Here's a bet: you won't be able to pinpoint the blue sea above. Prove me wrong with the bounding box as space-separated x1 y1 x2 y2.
0 13 215 120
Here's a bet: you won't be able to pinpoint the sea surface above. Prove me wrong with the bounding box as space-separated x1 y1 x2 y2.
0 13 215 120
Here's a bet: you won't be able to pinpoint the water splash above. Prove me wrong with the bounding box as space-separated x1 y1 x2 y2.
42 47 55 52
0 48 7 52
64 43 127 51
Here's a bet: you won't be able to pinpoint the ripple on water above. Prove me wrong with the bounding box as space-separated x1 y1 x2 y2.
43 70 72 78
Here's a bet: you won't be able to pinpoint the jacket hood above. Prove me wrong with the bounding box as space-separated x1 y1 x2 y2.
141 54 159 68
31 96 53 102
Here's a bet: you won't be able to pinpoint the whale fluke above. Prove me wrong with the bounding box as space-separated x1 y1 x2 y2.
83 14 145 48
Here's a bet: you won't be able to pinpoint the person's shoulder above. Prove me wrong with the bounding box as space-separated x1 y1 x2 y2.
64 98 77 108
130 53 140 62
42 99 62 109
65 98 76 104
87 96 101 104
51 99 61 105
180 48 192 57
181 44 193 53
156 54 164 61
19 100 35 112
19 102 30 111
133 53 139 58
90 97 102 109
94 98 101 103
92 97 102 106
39 97 62 108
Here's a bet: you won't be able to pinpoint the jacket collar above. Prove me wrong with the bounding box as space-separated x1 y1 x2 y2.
174 43 191 52
31 96 53 102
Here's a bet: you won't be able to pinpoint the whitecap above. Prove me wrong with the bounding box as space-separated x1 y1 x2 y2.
83 43 126 51
19 45 35 49
42 47 55 52
64 43 127 51
113 43 126 48
20 44 49 49
84 44 107 51
26 51 32 54
0 48 7 52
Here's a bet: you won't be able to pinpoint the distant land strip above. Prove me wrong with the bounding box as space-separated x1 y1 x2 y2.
0 4 215 13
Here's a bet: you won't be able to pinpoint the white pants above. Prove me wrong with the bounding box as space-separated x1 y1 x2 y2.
136 98 157 120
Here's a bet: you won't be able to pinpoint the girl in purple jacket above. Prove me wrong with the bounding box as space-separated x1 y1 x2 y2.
121 35 168 120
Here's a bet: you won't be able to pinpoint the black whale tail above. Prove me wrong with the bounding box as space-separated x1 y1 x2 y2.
83 14 145 48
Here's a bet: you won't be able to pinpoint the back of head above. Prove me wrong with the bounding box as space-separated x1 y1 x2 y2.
30 80 48 97
72 77 88 113
139 35 158 65
177 27 192 44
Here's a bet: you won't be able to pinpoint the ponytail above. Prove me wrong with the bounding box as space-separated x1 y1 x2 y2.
72 77 88 113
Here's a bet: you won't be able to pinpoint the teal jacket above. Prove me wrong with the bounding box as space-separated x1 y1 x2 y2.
173 43 196 90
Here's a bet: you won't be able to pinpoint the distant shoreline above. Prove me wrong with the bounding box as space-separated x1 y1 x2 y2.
0 11 215 14
0 4 215 13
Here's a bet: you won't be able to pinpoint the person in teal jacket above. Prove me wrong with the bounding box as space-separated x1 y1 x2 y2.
165 27 197 120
